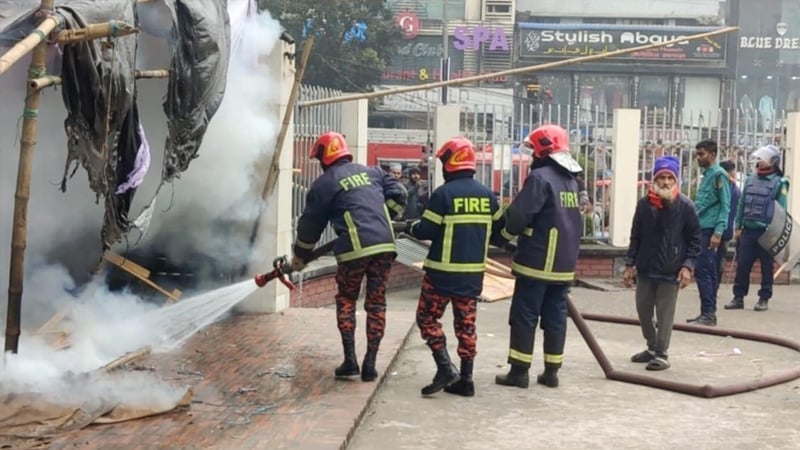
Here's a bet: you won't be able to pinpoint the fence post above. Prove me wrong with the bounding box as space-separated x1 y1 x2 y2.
433 105 461 189
609 109 641 247
785 112 800 218
341 98 369 165
238 39 296 313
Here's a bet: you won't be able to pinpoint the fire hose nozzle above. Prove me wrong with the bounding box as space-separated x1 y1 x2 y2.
253 255 295 290
254 273 268 287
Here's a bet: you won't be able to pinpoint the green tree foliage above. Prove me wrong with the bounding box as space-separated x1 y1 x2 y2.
259 0 402 92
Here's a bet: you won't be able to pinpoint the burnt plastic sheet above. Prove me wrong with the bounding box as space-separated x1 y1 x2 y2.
56 0 139 247
161 0 230 181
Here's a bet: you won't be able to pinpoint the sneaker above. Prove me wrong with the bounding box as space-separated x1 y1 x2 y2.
646 355 670 371
686 314 703 323
630 349 655 363
724 297 744 310
754 299 769 311
692 314 717 326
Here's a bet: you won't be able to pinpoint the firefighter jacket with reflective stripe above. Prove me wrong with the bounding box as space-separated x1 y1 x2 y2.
294 161 407 263
491 162 582 284
407 172 504 297
735 173 789 230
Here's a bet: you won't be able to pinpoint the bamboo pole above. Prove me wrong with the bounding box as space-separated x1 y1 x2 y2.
29 69 170 90
300 26 739 108
55 20 138 44
0 13 61 77
4 0 56 354
260 36 315 199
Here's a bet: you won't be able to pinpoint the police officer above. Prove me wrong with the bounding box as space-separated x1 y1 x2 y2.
291 132 407 382
492 124 583 389
404 137 504 397
725 145 789 312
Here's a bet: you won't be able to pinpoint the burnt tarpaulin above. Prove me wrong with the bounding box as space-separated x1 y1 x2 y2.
1 0 233 248
161 0 230 181
56 1 140 248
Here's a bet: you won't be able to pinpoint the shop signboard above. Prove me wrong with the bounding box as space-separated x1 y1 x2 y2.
518 24 726 62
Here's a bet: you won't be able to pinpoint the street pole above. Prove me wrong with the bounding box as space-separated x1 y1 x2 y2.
441 0 449 105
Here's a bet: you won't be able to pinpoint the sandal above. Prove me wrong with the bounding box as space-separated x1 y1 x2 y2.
646 356 670 371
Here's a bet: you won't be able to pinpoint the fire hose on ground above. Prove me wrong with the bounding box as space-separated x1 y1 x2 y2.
253 224 800 398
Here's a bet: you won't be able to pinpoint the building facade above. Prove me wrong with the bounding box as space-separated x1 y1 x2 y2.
513 0 730 130
729 0 800 131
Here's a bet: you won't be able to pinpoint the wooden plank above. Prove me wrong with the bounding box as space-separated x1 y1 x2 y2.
103 251 182 302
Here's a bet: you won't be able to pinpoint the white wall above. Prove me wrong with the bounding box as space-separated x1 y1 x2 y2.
516 0 721 18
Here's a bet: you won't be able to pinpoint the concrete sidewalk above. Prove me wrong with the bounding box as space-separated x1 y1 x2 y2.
348 284 800 450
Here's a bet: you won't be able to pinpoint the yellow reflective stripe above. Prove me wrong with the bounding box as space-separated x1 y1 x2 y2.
422 208 443 224
383 205 395 239
544 353 563 364
500 227 515 241
523 227 533 237
295 240 316 249
442 223 454 263
336 243 397 262
511 261 575 282
492 208 504 221
544 227 558 272
509 349 533 364
386 199 403 214
343 211 361 251
443 214 493 224
423 259 486 272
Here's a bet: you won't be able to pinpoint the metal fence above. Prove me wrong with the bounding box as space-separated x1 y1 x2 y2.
460 102 789 242
292 86 788 244
292 85 343 245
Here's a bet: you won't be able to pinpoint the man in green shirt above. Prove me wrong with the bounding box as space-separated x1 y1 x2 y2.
687 140 731 326
724 145 789 312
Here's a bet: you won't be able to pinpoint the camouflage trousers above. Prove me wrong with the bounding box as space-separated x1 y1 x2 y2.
335 252 395 351
416 274 478 361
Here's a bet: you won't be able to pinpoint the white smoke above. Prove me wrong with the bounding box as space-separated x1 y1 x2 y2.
0 5 284 405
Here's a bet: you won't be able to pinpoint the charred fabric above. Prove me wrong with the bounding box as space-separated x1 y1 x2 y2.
0 0 231 247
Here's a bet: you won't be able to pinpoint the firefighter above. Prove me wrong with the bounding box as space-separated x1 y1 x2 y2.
291 131 407 382
403 137 504 397
492 124 583 389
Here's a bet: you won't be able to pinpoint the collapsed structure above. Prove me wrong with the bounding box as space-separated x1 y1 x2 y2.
0 0 237 247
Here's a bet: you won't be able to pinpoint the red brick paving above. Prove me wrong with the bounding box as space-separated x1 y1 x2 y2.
46 307 415 450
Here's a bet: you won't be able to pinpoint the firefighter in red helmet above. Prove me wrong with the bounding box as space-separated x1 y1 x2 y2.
492 124 583 389
291 131 407 382
402 136 504 397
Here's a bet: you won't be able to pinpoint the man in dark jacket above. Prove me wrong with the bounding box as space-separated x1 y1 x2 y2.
292 132 407 382
492 124 583 389
623 156 701 370
405 137 504 397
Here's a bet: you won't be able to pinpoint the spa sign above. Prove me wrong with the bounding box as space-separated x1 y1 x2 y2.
518 24 726 62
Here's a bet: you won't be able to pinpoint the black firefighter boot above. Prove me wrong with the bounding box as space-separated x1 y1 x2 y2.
361 348 378 382
495 363 530 388
536 362 560 388
334 340 360 378
420 348 460 396
444 360 475 397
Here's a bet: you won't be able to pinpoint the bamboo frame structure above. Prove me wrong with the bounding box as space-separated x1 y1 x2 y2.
1 1 147 354
299 26 739 108
261 36 315 199
29 69 170 90
4 0 57 353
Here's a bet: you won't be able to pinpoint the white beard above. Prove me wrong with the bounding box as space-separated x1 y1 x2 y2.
654 185 675 203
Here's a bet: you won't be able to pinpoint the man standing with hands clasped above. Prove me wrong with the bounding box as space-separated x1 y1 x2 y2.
687 140 730 326
624 156 701 370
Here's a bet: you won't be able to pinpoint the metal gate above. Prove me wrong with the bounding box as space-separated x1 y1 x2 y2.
292 85 343 244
